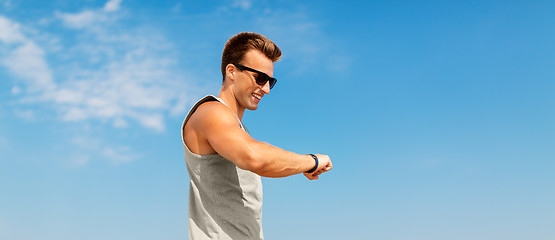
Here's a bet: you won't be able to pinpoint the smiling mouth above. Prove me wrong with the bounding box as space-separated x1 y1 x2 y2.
252 93 262 100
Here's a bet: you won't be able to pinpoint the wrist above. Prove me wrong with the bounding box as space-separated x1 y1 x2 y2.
305 154 318 173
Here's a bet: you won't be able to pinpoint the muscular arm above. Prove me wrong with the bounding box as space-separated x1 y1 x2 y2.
192 102 331 178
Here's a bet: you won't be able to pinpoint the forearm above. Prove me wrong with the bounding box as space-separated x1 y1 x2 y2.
246 141 316 178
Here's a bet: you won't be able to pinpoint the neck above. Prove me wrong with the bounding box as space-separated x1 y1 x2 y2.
217 90 245 120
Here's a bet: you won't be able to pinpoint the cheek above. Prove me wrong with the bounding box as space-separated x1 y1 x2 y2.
239 77 256 91
233 77 253 95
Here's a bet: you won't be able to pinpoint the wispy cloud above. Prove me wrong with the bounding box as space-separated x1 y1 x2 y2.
55 10 97 29
0 0 205 167
102 146 137 165
1 0 13 9
103 0 123 12
250 8 351 75
3 41 55 91
55 0 123 29
13 109 35 121
0 15 25 43
1 0 200 132
232 0 253 10
0 16 55 92
68 136 139 167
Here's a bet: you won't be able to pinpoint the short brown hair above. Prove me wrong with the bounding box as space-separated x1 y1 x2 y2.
221 32 282 81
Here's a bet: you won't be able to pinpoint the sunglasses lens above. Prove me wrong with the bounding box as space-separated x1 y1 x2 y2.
257 75 271 88
255 75 267 86
255 75 277 89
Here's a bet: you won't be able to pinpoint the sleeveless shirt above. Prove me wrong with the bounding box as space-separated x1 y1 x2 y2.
181 95 264 240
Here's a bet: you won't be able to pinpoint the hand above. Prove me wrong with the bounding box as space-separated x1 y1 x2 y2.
304 154 332 180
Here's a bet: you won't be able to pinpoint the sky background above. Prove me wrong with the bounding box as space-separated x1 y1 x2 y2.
1 0 554 239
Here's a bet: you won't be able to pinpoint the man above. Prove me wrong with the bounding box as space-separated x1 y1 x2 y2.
181 32 333 240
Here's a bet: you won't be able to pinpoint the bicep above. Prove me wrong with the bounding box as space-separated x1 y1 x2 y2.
200 108 259 170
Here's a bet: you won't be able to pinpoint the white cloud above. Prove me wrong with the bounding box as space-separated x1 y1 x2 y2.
2 41 55 91
1 0 201 132
13 109 35 121
68 153 91 167
103 0 123 12
0 16 26 43
113 117 128 128
55 10 98 29
0 1 231 168
68 136 138 166
130 112 165 132
232 0 253 10
55 0 123 29
61 107 88 121
11 86 21 95
41 37 193 130
0 16 55 93
103 146 137 165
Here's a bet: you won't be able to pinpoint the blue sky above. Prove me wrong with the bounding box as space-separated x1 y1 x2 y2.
1 0 555 239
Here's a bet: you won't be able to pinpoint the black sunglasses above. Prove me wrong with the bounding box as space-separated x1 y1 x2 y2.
233 63 277 89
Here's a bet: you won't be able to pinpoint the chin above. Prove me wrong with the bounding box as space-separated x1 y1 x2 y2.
246 105 259 111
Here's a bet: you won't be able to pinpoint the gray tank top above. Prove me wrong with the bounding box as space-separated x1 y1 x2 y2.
181 95 263 240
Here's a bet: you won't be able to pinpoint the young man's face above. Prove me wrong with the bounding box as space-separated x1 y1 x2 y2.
232 50 274 111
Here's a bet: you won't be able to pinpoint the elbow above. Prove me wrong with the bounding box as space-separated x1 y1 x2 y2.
239 150 268 175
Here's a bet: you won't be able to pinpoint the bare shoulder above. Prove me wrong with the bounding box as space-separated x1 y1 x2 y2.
189 101 238 130
184 101 241 155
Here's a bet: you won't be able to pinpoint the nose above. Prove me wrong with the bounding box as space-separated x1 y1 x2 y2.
261 81 271 94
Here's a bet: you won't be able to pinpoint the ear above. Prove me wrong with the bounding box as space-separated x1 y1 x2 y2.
225 63 236 82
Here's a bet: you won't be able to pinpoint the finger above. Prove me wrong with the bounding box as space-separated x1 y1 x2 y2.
324 161 332 170
304 173 317 180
